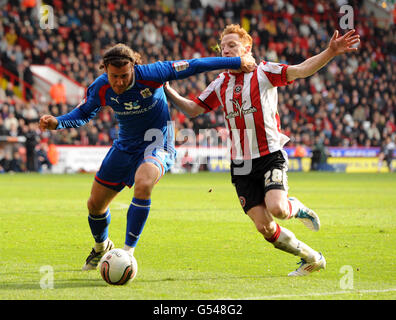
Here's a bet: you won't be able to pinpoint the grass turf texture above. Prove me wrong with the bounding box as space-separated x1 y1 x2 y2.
0 172 395 300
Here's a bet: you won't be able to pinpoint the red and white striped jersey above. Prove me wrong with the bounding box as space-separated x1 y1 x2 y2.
193 61 293 160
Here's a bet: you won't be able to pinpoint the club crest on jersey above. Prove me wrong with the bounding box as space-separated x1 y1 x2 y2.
234 84 242 95
172 61 189 72
140 88 152 98
239 196 246 208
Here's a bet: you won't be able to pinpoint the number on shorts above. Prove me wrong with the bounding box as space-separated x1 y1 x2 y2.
264 168 285 187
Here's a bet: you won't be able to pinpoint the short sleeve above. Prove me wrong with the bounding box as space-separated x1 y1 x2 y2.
194 74 225 113
259 61 294 87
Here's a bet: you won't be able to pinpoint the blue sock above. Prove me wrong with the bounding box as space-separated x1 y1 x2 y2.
125 198 151 247
88 209 111 243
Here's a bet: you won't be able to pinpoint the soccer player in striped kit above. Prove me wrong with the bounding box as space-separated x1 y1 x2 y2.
39 43 256 271
165 24 359 276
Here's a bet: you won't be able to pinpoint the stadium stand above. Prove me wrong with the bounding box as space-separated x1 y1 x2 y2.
0 0 394 172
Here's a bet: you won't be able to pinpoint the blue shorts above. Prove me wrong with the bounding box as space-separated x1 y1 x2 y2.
95 145 175 192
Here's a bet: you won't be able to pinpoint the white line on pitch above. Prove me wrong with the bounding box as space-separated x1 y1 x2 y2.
112 202 130 210
220 288 396 300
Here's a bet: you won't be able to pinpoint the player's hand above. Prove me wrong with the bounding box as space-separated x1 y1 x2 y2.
164 81 171 92
240 52 257 73
39 115 58 131
328 29 360 56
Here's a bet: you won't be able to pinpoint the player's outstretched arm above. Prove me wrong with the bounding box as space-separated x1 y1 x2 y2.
144 54 256 83
164 82 204 118
286 29 360 82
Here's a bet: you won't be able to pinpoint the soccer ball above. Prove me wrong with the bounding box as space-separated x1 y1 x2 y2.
99 248 138 285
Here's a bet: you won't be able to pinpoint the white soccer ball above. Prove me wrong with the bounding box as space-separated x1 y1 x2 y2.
99 248 138 285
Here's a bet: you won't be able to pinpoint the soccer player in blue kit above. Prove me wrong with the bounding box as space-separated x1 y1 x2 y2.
39 43 256 270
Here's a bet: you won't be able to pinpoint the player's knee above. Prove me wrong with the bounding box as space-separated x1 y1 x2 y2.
87 197 104 215
133 178 154 199
267 202 288 220
87 198 97 214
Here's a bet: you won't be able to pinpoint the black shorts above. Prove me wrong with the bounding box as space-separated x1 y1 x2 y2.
231 150 289 214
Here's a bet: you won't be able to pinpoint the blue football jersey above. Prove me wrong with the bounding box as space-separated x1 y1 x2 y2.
56 57 241 154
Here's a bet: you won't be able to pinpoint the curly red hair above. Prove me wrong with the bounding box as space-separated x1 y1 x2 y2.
220 24 252 47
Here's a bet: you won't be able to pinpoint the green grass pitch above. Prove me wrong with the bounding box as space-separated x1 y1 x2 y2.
0 172 395 300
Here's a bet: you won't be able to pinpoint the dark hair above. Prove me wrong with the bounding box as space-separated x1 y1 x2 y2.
99 43 142 70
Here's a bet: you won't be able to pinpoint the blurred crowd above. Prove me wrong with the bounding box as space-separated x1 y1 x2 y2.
0 0 395 172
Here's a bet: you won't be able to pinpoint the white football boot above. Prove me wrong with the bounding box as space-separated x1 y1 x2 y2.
290 197 321 231
288 252 326 276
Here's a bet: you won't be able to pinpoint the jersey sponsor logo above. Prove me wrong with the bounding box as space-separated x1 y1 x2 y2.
140 88 152 98
114 99 158 115
124 100 141 110
225 99 257 119
172 61 189 72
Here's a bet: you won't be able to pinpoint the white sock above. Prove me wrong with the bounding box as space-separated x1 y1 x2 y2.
287 197 303 219
123 244 135 255
272 226 321 262
94 239 108 252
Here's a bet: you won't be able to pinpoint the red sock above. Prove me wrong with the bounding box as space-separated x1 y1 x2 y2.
265 223 281 243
